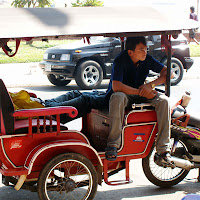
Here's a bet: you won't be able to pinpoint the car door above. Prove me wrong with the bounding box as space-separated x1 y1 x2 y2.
105 38 121 77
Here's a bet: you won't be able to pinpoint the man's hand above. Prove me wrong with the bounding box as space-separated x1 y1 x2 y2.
139 83 157 99
145 90 158 99
138 83 152 96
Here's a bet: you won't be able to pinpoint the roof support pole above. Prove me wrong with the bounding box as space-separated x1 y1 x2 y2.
166 36 172 97
120 37 125 51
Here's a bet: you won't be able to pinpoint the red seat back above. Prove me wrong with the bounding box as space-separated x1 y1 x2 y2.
0 79 14 135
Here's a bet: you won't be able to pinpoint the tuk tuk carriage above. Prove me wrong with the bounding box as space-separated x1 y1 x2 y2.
0 6 199 200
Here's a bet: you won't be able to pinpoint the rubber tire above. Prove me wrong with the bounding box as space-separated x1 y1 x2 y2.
75 60 103 89
37 153 98 200
47 74 71 86
163 57 184 86
142 142 189 188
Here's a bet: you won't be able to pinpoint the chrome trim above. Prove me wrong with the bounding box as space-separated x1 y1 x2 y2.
125 108 155 125
1 138 23 168
0 134 27 139
25 142 103 175
119 122 157 153
0 130 90 169
99 122 157 158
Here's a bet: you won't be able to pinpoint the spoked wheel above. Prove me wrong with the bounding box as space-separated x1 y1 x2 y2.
37 153 98 200
142 138 189 187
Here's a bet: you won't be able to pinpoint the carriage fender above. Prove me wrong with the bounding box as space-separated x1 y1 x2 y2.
24 140 103 175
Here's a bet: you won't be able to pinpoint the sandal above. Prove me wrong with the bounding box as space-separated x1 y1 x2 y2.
105 146 118 161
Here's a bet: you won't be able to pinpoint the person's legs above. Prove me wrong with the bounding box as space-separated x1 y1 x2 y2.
45 90 92 124
45 90 83 107
148 92 171 153
107 92 129 149
106 93 148 160
88 93 109 110
193 38 199 45
147 92 173 166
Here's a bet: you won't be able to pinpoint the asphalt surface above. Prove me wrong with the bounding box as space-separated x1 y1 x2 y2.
0 57 200 88
0 58 200 200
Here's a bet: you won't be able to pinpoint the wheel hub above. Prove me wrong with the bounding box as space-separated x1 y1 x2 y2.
87 71 93 78
64 178 76 193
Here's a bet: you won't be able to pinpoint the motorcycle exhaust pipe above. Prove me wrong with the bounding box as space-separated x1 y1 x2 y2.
170 156 194 170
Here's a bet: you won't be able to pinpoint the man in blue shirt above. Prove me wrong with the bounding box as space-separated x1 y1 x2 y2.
105 36 174 166
42 36 173 166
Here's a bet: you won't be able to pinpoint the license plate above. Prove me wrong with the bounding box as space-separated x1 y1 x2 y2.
45 64 51 72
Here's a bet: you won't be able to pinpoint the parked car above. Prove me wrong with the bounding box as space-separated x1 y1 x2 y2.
39 35 193 89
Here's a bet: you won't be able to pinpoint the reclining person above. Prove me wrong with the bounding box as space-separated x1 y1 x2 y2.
10 89 108 123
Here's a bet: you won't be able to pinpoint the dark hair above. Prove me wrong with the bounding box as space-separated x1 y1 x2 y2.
125 36 147 51
190 6 195 13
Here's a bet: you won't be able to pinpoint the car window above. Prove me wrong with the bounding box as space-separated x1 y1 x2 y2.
90 36 111 43
153 35 161 42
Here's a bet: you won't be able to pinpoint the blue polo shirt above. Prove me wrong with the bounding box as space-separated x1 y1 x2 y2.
106 50 164 97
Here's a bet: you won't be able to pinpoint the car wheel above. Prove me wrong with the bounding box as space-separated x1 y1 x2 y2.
164 58 184 86
75 60 103 89
47 74 71 86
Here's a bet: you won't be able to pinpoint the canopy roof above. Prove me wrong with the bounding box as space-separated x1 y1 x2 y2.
0 6 199 39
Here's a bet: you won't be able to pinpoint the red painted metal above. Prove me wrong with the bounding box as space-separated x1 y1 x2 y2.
0 78 159 189
13 106 78 118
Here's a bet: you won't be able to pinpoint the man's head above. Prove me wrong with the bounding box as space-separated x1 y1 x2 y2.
190 6 195 13
126 36 147 64
126 36 147 51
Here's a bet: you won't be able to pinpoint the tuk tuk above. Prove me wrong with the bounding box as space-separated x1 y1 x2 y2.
0 6 199 200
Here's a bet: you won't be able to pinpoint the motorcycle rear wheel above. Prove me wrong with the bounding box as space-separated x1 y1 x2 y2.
142 139 189 188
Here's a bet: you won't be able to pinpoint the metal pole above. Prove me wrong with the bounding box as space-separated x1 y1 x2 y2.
120 37 125 51
197 0 199 20
166 36 171 97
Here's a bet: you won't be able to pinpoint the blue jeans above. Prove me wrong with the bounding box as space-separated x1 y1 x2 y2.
45 90 108 124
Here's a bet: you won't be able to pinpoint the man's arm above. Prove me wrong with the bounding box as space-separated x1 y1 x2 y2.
139 66 174 97
112 80 139 95
112 80 157 99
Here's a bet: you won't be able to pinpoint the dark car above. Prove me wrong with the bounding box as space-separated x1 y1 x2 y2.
39 35 193 89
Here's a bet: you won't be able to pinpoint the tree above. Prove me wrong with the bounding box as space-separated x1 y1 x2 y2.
11 0 51 8
72 0 104 7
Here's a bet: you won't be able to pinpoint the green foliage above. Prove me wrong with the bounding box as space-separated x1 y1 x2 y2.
189 44 200 57
0 40 78 64
1 41 198 64
11 0 51 8
72 0 104 7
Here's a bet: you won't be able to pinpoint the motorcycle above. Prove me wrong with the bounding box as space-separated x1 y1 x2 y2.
142 91 200 188
1 77 200 200
1 6 200 200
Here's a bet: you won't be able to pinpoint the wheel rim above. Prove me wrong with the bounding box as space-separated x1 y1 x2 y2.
83 65 99 86
171 63 181 82
44 159 93 200
148 139 186 182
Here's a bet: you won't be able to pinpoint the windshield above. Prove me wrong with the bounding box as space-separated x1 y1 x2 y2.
90 36 112 43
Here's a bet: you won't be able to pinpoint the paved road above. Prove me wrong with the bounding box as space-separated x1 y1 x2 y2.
0 58 200 200
0 159 200 200
0 57 200 88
